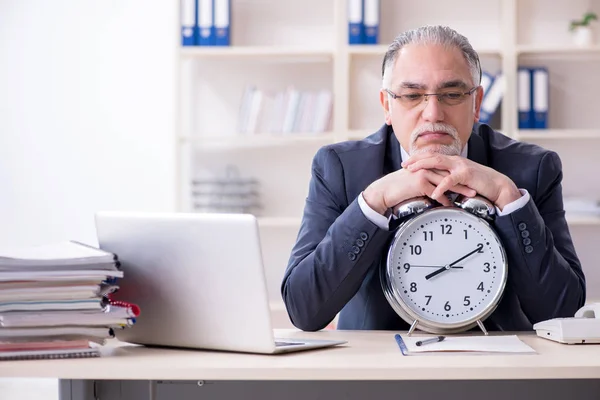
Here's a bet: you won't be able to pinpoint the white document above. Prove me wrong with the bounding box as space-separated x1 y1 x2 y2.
0 308 133 328
0 241 117 268
0 284 104 302
395 334 536 355
0 346 101 361
0 325 114 339
0 270 123 282
0 299 104 313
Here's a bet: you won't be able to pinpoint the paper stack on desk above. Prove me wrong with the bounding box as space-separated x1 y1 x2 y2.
395 334 536 356
0 241 140 360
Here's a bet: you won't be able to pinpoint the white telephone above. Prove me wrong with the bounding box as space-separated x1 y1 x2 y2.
533 303 600 344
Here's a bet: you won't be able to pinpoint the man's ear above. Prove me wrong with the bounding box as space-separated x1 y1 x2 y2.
380 89 392 125
473 86 484 122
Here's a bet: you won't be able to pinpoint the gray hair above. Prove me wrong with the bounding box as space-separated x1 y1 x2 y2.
381 25 481 90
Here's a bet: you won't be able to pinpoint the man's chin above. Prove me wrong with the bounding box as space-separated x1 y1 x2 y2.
409 144 461 156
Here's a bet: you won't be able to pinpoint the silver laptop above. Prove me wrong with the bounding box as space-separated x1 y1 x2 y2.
94 211 346 354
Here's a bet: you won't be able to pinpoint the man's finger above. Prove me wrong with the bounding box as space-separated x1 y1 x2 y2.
433 192 453 207
432 175 459 201
406 156 452 173
402 152 437 166
420 173 452 206
403 152 451 167
427 172 476 199
450 185 477 198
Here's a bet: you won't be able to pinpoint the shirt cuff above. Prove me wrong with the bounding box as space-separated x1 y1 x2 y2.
495 189 530 216
358 191 390 230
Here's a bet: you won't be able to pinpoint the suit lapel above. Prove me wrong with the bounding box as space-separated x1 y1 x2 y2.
467 125 489 167
384 125 403 175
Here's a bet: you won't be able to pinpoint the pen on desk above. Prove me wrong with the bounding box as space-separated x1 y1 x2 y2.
415 336 445 347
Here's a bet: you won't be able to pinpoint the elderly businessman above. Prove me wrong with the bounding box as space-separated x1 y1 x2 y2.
281 25 586 332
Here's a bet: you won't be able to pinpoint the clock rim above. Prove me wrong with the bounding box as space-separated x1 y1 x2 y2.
380 207 508 333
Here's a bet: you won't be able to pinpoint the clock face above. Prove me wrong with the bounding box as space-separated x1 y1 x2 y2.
385 207 507 328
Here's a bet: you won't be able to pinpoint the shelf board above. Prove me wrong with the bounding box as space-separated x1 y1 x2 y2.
566 214 600 226
347 45 388 56
347 129 373 140
180 133 336 149
517 129 600 140
347 45 501 57
257 217 302 228
180 46 334 60
269 301 286 312
517 44 600 56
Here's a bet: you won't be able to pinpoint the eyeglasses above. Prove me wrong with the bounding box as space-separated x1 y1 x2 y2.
384 86 478 108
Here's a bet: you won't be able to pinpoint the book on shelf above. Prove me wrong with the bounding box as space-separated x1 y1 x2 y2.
237 85 333 135
180 0 196 46
180 0 230 47
214 0 230 46
517 66 549 129
479 71 504 126
348 0 380 45
363 0 380 44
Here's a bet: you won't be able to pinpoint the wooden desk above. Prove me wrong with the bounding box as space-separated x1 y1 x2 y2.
2 330 600 400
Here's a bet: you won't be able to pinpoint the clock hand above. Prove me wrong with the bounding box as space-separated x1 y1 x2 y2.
408 265 464 269
425 243 484 280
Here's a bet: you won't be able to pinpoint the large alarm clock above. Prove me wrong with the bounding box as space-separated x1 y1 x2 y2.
380 195 508 336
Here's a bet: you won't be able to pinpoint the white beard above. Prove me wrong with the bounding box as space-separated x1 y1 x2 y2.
408 123 462 156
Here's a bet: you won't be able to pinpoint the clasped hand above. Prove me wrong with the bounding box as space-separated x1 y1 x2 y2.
363 153 521 215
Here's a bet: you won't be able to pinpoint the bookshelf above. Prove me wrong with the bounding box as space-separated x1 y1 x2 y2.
176 0 600 321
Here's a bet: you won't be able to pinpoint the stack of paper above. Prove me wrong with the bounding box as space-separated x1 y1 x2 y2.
0 241 140 360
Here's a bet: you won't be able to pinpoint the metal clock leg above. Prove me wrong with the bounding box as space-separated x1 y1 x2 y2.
408 320 419 336
477 320 489 335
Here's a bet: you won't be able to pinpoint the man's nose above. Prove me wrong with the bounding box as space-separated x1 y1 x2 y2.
421 95 445 122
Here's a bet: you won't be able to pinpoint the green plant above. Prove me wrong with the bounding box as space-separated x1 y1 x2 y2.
570 11 598 31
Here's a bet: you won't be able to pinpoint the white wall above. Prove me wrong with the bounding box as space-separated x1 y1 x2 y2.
0 0 177 248
0 2 177 398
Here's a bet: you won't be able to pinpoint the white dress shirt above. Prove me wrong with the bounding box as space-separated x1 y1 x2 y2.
358 143 531 230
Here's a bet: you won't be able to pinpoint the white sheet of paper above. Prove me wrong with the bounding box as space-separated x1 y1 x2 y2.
0 241 115 267
396 334 536 355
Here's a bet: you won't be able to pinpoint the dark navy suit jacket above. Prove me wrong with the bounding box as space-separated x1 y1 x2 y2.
281 123 586 331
